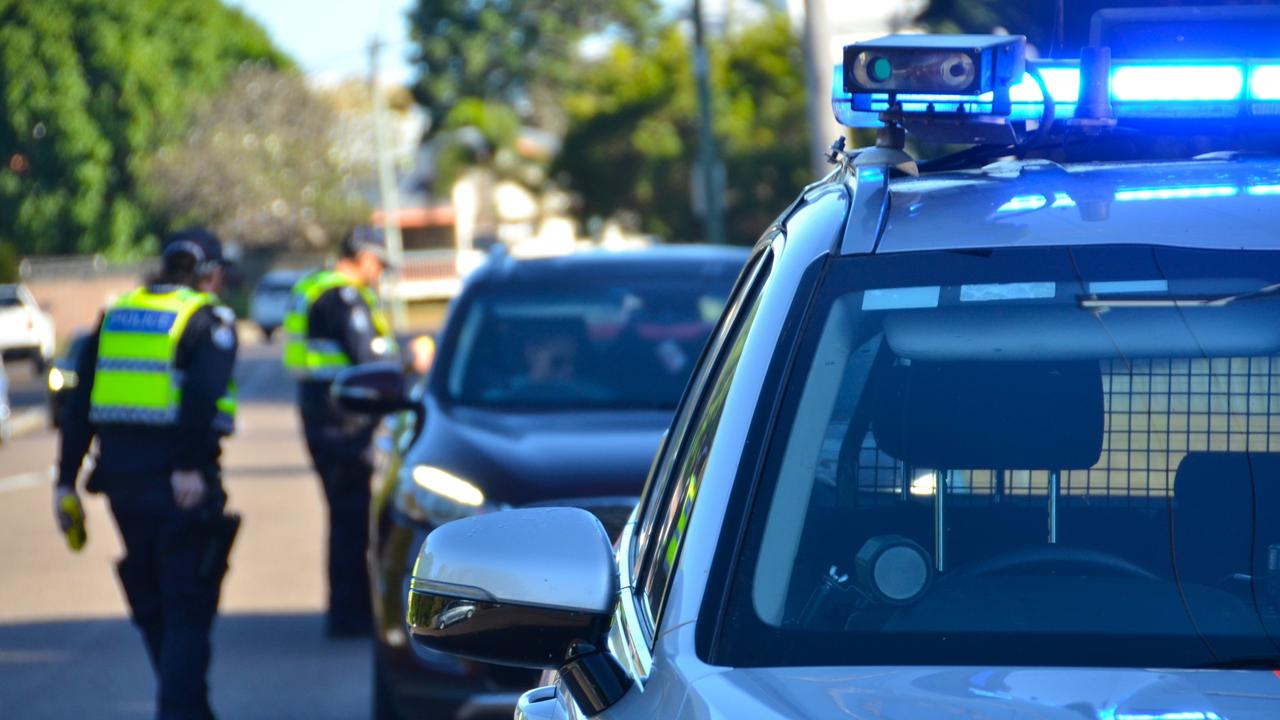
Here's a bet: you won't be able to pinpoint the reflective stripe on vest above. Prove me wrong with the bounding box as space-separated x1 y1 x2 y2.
282 270 398 380
90 287 213 427
214 380 238 435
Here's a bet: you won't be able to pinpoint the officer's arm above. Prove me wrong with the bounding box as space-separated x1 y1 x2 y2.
174 306 238 470
319 287 383 366
57 322 101 489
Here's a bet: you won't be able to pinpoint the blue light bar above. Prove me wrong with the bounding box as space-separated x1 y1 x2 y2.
833 54 1280 130
1010 67 1080 103
832 61 1080 126
1250 64 1280 101
1111 65 1244 101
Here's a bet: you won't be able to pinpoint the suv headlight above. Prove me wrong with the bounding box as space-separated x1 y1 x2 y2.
394 465 505 526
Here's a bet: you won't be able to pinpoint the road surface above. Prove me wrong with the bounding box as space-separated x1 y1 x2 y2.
0 337 372 719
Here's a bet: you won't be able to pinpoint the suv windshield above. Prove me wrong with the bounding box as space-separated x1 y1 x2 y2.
446 276 729 410
720 246 1280 669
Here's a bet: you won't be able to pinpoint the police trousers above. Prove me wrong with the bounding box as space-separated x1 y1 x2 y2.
110 484 231 720
300 405 375 632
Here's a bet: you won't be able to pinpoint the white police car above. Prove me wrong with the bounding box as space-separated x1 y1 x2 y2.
402 9 1280 720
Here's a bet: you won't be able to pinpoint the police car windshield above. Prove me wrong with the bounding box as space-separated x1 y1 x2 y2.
721 245 1280 669
445 278 728 410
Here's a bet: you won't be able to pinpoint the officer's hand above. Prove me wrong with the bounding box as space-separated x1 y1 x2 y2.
53 486 77 532
171 470 207 510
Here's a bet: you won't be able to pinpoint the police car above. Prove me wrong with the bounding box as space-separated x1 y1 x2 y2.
401 9 1280 720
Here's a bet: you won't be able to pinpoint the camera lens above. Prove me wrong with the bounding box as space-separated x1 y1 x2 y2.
869 56 892 83
939 53 975 89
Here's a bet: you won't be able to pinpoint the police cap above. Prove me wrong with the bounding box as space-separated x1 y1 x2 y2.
162 227 228 276
342 227 398 269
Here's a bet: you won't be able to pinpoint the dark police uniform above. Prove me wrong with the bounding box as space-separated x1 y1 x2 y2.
58 285 237 720
284 272 396 635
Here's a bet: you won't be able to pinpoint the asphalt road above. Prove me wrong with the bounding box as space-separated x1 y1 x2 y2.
0 336 372 719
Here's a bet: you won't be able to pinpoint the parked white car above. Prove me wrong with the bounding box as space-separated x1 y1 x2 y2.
0 284 55 371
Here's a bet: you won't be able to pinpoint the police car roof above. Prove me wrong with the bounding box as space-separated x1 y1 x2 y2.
475 244 750 284
874 156 1280 255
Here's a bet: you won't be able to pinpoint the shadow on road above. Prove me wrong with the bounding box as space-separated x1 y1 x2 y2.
0 612 370 720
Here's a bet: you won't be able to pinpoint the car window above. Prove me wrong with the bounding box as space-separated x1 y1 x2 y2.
632 249 771 585
0 287 20 308
633 248 773 630
443 275 734 411
717 245 1280 669
260 275 300 292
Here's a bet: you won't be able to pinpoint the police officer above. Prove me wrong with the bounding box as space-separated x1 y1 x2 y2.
283 228 398 637
55 228 239 720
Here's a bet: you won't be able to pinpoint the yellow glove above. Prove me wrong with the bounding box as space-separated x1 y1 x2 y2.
55 489 87 552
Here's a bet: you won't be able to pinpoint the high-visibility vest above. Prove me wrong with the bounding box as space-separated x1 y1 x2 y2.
90 286 236 433
282 270 397 380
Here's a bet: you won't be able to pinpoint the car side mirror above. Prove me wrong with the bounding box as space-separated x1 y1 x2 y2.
331 362 416 416
407 507 631 714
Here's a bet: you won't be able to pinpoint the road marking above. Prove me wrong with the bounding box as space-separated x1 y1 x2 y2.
0 467 53 494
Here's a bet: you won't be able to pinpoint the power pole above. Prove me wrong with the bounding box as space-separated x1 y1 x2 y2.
691 0 725 245
368 35 408 331
802 0 843 180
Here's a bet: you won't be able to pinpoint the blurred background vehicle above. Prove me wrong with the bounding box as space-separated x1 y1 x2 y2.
250 269 310 341
352 244 746 720
0 354 10 443
0 284 56 372
46 332 92 430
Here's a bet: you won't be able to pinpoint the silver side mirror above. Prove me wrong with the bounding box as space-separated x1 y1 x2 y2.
407 507 631 714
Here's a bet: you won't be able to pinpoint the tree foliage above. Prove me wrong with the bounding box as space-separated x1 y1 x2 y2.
146 67 368 250
407 0 657 135
430 98 543 192
0 0 288 258
555 11 810 245
0 241 17 282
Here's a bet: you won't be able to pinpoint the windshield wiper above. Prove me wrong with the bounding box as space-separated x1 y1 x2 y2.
1080 283 1280 311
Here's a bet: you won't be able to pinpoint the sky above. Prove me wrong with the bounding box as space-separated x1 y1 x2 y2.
228 0 419 85
228 0 920 86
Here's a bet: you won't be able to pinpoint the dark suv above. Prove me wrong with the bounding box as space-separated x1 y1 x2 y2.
360 246 746 719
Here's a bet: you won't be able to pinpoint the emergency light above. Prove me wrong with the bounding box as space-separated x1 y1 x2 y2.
832 34 1280 130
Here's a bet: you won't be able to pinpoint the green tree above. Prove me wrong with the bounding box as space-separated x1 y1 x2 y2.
915 0 1051 41
0 0 288 258
0 241 17 282
555 11 810 245
146 67 368 251
432 98 526 190
407 0 657 136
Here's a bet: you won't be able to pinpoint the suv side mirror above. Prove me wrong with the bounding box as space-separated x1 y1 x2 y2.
407 507 631 714
331 362 416 415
